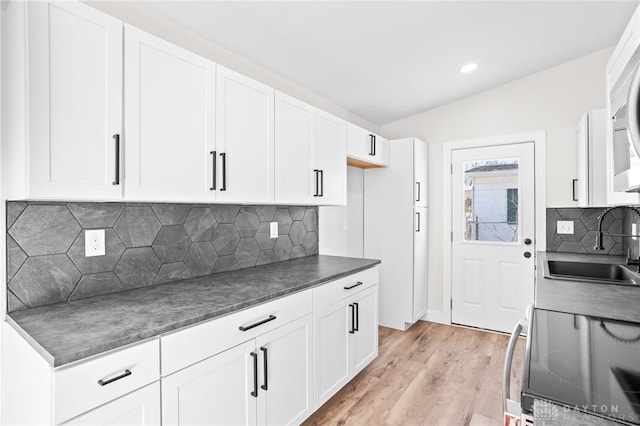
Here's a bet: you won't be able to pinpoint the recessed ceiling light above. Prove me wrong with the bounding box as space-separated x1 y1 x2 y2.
460 62 478 74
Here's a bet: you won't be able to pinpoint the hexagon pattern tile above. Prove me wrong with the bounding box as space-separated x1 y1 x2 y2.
155 262 191 285
212 224 240 255
115 248 162 289
114 207 161 247
546 207 624 255
9 204 81 256
152 226 191 263
6 201 318 311
68 203 124 228
9 254 81 308
275 209 293 234
184 208 217 242
69 272 125 301
184 242 217 277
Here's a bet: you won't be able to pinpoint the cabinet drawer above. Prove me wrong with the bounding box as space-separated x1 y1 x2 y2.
161 289 312 376
313 267 379 308
54 339 160 424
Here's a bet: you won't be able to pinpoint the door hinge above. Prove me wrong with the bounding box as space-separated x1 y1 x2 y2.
450 299 453 309
451 231 453 242
450 163 453 174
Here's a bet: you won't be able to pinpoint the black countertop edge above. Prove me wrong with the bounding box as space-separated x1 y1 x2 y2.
6 255 381 368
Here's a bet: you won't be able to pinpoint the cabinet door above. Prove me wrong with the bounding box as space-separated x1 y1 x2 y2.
576 113 589 207
413 208 428 322
316 111 347 205
346 124 373 162
314 299 350 407
162 341 257 426
216 66 275 203
124 25 216 202
414 139 428 207
349 286 378 376
61 382 160 426
256 315 313 426
373 136 390 167
275 92 315 204
27 1 123 200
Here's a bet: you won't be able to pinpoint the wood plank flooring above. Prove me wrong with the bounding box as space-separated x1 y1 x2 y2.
303 321 525 426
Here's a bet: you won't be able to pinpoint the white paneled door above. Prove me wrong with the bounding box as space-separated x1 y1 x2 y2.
451 143 535 333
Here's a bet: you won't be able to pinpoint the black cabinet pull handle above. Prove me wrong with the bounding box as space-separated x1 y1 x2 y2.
572 179 578 201
416 182 420 202
210 151 217 191
220 152 227 191
416 212 421 232
320 170 324 197
354 302 359 332
112 134 120 186
369 134 374 156
313 169 319 197
239 315 277 331
373 135 376 156
260 346 268 391
349 304 355 334
98 369 131 386
250 352 258 397
344 281 363 290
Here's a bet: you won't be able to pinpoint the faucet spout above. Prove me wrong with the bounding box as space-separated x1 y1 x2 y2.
593 205 640 251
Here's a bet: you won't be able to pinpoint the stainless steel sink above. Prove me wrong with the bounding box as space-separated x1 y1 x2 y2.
545 260 640 285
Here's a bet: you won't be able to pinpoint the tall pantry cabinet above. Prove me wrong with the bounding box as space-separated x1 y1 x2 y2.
364 138 428 330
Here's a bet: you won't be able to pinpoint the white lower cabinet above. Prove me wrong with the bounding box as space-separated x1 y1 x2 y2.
3 268 378 426
313 267 379 408
162 341 257 425
61 382 161 426
162 315 313 426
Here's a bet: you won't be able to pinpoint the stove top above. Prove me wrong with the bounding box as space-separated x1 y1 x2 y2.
522 309 640 425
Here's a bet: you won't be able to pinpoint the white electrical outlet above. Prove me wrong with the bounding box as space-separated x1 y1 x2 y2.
270 222 278 238
557 220 574 235
343 219 349 231
85 229 106 257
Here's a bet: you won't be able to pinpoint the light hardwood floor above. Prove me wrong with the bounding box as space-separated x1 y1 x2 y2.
303 321 525 426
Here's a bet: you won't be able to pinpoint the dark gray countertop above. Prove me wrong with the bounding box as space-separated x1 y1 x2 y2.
536 251 640 323
7 255 380 367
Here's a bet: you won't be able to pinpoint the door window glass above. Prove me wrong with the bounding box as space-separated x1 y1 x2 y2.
463 158 519 242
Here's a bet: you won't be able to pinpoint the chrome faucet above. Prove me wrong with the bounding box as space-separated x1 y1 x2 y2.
594 205 640 250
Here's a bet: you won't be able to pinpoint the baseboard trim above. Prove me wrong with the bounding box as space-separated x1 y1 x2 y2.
422 309 448 324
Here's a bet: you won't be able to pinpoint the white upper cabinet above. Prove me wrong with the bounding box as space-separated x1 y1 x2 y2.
414 138 428 207
346 124 390 167
216 66 275 203
124 25 216 202
315 111 347 205
275 92 317 204
275 92 347 205
27 1 123 199
576 109 607 207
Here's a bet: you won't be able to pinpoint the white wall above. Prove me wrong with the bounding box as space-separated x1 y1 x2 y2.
86 1 378 133
379 47 613 315
319 167 364 257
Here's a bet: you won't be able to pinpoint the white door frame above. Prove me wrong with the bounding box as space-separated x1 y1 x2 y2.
442 131 546 326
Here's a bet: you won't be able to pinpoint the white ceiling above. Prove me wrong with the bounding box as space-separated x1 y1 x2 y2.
140 1 638 125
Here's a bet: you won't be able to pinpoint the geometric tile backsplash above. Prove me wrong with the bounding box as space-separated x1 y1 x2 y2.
6 201 319 313
546 207 623 255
